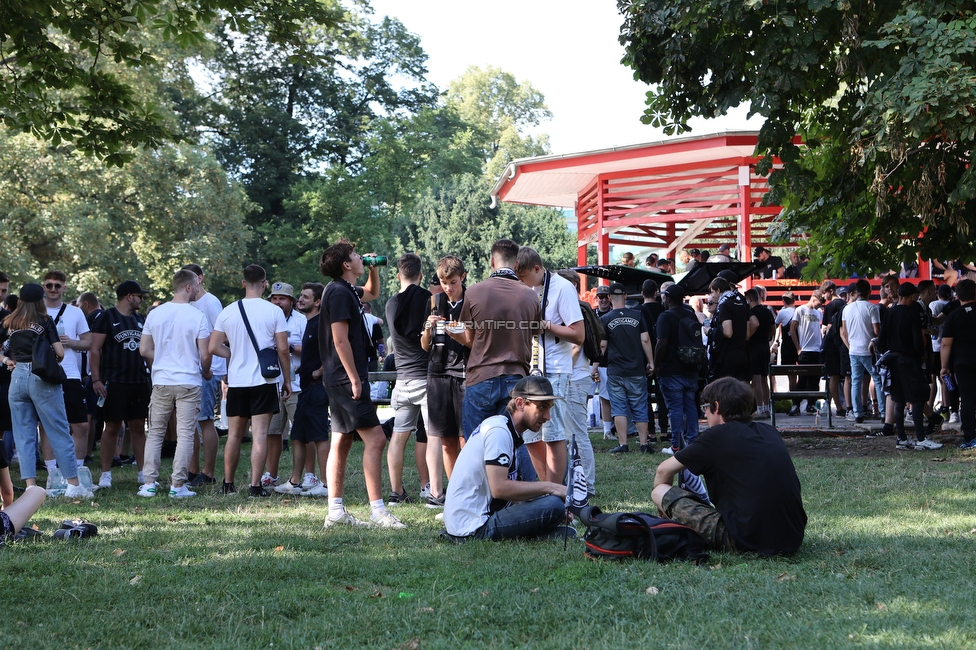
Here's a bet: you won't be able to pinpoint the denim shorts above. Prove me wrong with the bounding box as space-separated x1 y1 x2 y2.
607 374 648 422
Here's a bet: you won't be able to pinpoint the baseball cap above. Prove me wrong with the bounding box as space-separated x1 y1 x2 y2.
718 243 731 252
689 248 701 256
754 246 768 256
838 285 850 296
717 270 740 283
510 376 564 402
663 284 685 301
116 280 148 299
596 285 610 296
608 282 627 296
270 282 295 299
898 282 918 297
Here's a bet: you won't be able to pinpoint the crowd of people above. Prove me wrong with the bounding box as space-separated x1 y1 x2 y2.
28 241 976 555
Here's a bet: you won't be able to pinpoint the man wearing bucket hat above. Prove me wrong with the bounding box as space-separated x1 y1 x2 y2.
443 376 570 541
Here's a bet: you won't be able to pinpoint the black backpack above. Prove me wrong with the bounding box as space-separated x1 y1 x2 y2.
674 310 707 367
580 506 709 564
579 301 606 363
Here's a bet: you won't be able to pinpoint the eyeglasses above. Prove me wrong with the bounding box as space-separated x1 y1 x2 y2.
44 283 63 290
707 301 717 306
597 295 610 299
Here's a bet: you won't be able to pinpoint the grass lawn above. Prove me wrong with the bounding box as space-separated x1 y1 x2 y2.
2 432 975 649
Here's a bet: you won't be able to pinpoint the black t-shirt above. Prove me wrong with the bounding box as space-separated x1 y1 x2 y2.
81 308 103 377
942 303 976 367
754 255 784 279
425 292 469 378
710 291 750 372
675 420 807 555
640 301 665 345
320 280 370 385
878 303 924 360
655 305 699 377
4 318 59 363
386 284 432 381
600 308 647 376
298 313 322 387
0 308 10 384
749 304 775 356
91 307 149 383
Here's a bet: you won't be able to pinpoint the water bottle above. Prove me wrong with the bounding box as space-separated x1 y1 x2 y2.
434 320 446 349
77 465 93 490
46 466 67 497
57 321 66 337
362 254 388 267
97 381 107 408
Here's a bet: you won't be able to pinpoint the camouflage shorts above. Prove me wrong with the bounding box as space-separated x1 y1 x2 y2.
661 486 735 552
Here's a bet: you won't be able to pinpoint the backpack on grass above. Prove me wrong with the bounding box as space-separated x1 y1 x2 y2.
579 506 709 564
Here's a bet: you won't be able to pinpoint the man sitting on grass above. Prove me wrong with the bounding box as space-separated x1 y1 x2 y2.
651 377 807 556
443 376 570 540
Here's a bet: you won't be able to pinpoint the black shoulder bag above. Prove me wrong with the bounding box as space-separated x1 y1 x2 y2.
238 301 281 379
32 316 67 385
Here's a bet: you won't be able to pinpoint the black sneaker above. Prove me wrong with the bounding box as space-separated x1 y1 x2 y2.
855 416 865 424
609 444 629 453
187 473 216 487
425 493 446 509
866 428 892 438
788 406 801 416
221 481 237 495
248 485 271 498
805 405 818 414
638 444 652 453
388 490 413 506
926 413 944 437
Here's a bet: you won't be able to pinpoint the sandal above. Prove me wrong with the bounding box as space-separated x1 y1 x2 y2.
56 519 98 539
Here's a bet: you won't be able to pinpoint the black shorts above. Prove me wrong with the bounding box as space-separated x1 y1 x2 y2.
84 377 100 417
749 347 769 377
1 511 14 545
822 342 842 377
227 384 280 418
780 339 798 366
425 374 464 438
929 352 941 377
325 380 380 433
63 379 89 424
102 381 149 423
0 381 10 431
840 346 851 377
291 383 330 443
0 435 8 470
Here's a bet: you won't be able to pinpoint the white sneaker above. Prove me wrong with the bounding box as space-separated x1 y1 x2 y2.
661 446 676 455
846 410 856 422
137 482 158 497
915 439 944 450
98 472 112 488
302 484 328 498
323 511 366 527
949 412 960 424
260 472 279 487
169 485 197 499
434 512 444 521
64 483 94 500
301 473 320 490
370 510 407 529
274 480 304 495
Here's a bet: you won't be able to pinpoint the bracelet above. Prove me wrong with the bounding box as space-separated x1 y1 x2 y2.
93 379 103 384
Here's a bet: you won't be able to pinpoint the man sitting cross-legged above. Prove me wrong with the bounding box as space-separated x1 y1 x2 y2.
651 377 807 556
443 376 570 541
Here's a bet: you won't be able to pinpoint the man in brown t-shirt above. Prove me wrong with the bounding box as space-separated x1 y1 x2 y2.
454 239 542 440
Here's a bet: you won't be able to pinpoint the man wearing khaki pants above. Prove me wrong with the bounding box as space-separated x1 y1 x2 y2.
138 269 213 498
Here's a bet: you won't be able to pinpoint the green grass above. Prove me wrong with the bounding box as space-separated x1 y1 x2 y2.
3 435 976 649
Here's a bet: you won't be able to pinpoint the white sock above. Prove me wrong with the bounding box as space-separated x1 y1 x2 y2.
370 498 387 515
45 459 57 472
328 497 344 518
76 458 84 468
603 422 612 434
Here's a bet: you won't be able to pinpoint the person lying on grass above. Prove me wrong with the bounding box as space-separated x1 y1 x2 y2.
651 377 807 556
443 376 570 540
0 485 45 546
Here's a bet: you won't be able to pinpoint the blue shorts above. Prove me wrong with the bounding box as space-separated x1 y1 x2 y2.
607 374 648 423
198 375 221 422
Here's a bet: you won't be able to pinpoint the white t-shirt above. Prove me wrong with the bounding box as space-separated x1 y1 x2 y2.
142 302 210 386
842 299 880 356
444 414 519 537
792 305 822 352
213 298 287 388
930 299 949 351
190 292 226 376
279 308 306 391
535 272 583 375
48 303 89 380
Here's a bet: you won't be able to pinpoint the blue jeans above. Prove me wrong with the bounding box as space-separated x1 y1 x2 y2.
475 494 566 540
463 375 536 481
9 364 76 481
659 374 700 449
850 355 884 418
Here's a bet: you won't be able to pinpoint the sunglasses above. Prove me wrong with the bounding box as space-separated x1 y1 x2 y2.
44 283 63 290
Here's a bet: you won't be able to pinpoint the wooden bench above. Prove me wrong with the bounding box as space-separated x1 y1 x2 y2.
367 371 398 405
768 364 832 428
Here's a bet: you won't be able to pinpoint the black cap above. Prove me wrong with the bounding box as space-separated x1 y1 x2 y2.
511 376 564 401
689 248 701 256
20 283 44 303
596 285 610 296
608 282 627 296
116 280 149 299
754 246 768 256
663 284 685 301
717 269 739 282
898 282 918 297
